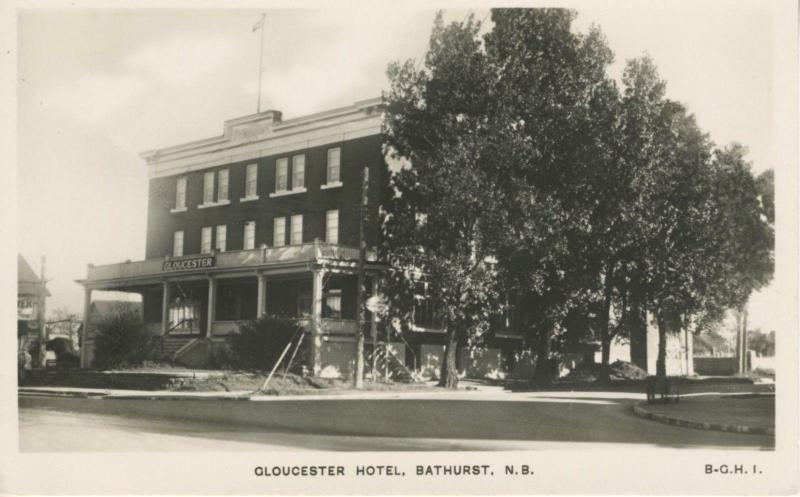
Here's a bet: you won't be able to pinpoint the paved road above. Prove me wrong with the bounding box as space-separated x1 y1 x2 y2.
18 391 774 451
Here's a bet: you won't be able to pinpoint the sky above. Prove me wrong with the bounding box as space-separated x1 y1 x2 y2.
14 4 784 334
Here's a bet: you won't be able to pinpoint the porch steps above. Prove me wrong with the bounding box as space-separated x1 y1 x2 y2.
160 336 195 359
370 346 423 383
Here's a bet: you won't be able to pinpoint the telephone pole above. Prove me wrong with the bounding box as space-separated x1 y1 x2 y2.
38 256 47 368
354 165 369 388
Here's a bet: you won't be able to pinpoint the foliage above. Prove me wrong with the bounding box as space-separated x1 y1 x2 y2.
383 13 503 389
748 329 775 357
93 306 158 370
383 8 775 382
228 315 305 372
484 8 623 382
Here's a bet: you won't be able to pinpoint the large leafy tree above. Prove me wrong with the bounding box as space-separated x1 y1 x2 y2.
382 13 502 389
484 9 619 382
620 58 774 375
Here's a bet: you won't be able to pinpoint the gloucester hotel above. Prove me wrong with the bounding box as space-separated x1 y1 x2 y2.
79 98 395 377
78 97 689 379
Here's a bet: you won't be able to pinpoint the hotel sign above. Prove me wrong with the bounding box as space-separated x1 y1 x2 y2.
162 255 215 272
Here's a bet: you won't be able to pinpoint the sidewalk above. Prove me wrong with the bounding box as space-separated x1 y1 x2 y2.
633 393 775 435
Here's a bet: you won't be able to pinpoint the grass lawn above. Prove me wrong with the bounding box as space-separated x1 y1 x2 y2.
642 394 775 430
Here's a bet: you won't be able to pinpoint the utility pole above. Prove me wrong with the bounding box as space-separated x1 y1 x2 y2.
354 165 369 388
38 256 47 369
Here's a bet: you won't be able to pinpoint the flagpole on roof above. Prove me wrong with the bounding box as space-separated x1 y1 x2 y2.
254 12 266 113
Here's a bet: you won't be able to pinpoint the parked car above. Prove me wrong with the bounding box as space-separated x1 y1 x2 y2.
46 337 80 369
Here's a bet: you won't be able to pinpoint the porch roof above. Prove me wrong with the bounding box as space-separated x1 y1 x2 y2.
78 242 383 289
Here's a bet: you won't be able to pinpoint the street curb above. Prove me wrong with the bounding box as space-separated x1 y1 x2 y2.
633 403 775 436
18 387 253 401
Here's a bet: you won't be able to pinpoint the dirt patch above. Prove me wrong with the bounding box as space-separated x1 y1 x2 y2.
169 372 436 395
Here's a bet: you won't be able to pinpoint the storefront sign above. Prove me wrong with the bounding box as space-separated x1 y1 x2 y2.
17 296 38 321
162 255 215 272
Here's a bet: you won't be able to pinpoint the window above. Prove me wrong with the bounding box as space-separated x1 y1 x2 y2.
325 209 339 244
290 214 303 245
243 221 256 250
292 154 305 189
413 282 443 329
201 227 213 254
324 289 342 318
203 172 215 204
245 164 258 197
173 231 184 257
217 169 229 201
175 177 187 209
273 217 286 247
326 148 340 184
215 225 227 252
276 158 288 192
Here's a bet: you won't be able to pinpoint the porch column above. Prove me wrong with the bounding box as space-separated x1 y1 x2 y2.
80 287 93 369
310 268 325 376
256 273 267 317
206 277 216 338
161 281 171 336
370 276 380 377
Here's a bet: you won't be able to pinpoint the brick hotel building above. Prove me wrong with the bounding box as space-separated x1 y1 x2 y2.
79 98 394 377
78 97 691 378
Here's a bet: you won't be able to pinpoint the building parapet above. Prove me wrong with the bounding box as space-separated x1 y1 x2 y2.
140 97 384 179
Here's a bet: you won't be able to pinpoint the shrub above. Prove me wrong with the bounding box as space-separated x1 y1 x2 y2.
228 315 306 372
93 307 158 370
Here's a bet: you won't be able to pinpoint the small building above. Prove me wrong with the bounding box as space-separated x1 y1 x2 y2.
18 254 49 369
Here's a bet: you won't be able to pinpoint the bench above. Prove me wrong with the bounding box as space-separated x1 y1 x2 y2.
645 375 680 404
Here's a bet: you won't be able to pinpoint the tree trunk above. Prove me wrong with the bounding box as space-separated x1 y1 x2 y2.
628 293 648 370
598 265 614 381
533 325 553 385
656 310 667 377
438 326 459 389
599 337 611 382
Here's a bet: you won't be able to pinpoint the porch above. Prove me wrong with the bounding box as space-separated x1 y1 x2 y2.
79 241 384 376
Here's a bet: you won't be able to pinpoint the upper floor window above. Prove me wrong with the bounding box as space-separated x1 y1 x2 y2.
326 148 341 184
173 231 184 257
215 225 227 252
276 158 288 192
325 209 339 244
243 221 256 250
217 169 229 202
175 177 187 210
201 226 213 254
292 154 305 189
273 217 286 247
203 172 215 204
245 164 258 197
290 214 303 245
